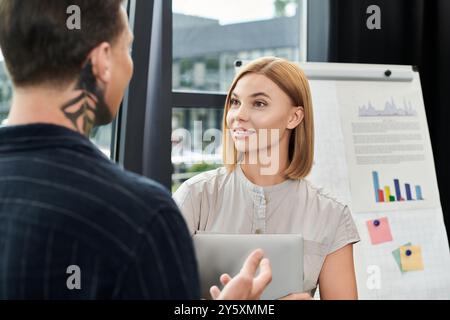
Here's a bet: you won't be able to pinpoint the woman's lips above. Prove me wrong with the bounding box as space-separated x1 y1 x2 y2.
232 128 257 139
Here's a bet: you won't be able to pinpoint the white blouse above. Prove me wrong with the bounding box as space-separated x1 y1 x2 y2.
173 165 360 296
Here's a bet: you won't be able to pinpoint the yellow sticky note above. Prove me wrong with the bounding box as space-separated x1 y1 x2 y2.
400 246 424 271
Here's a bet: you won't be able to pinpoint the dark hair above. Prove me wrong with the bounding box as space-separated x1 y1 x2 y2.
0 0 124 87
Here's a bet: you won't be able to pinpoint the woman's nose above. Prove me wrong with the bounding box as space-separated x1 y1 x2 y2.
235 105 250 122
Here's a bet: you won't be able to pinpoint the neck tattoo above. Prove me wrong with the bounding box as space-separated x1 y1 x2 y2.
60 61 112 136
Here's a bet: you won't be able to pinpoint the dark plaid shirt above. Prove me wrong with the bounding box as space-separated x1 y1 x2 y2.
0 124 200 300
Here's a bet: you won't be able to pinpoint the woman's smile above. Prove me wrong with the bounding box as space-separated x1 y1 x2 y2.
232 127 257 139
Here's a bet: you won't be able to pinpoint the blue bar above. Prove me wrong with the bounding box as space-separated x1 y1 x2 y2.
373 171 380 202
394 179 402 201
405 184 413 200
416 185 423 200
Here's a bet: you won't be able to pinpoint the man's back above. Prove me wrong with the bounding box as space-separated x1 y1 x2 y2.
0 123 200 299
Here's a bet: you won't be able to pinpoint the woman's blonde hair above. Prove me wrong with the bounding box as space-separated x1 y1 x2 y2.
222 56 314 179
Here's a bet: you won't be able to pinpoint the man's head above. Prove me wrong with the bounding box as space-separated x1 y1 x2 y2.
0 0 134 127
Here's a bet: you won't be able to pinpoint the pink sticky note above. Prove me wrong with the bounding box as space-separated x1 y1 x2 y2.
366 217 393 245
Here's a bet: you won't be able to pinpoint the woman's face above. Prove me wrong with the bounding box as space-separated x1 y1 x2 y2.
226 73 304 156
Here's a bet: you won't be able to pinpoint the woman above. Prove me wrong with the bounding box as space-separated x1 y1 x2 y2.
173 57 360 299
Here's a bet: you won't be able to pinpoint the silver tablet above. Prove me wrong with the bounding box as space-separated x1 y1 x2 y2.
193 233 303 300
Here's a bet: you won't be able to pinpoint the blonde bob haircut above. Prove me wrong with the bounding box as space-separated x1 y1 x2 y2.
222 56 314 179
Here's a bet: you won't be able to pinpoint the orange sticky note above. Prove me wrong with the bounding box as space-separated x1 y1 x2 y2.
400 245 424 271
366 217 393 245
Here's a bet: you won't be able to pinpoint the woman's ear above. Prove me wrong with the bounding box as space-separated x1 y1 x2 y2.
287 106 305 130
89 42 112 85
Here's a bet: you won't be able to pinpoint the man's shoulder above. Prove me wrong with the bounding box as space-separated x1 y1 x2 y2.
96 162 176 211
40 149 178 223
117 167 173 203
65 161 185 249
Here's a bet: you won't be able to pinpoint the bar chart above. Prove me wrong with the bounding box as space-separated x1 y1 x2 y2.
372 171 424 203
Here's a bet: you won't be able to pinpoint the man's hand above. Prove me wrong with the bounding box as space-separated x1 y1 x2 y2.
210 249 272 300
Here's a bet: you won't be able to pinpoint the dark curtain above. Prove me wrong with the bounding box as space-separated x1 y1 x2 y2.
328 0 450 241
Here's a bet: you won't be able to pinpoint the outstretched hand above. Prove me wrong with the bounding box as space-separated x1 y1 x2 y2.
210 249 272 300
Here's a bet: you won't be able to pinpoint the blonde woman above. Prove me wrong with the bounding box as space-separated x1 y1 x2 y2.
173 57 360 300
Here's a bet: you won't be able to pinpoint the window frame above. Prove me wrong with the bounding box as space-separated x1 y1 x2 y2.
116 0 173 189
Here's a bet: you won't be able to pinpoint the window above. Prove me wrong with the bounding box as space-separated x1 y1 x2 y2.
89 125 114 158
173 0 305 92
171 0 307 191
172 107 223 192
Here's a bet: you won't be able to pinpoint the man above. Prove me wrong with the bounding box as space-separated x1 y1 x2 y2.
0 0 271 299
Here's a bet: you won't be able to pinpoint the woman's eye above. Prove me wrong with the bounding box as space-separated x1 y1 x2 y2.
254 101 267 108
230 99 240 107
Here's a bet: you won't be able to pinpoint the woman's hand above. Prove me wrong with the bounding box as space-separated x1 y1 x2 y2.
279 293 313 300
210 249 272 300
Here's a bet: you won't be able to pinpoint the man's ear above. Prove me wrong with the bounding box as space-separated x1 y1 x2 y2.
89 42 112 85
287 106 305 130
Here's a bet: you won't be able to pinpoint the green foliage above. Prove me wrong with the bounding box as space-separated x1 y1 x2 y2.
205 58 219 70
179 59 194 73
